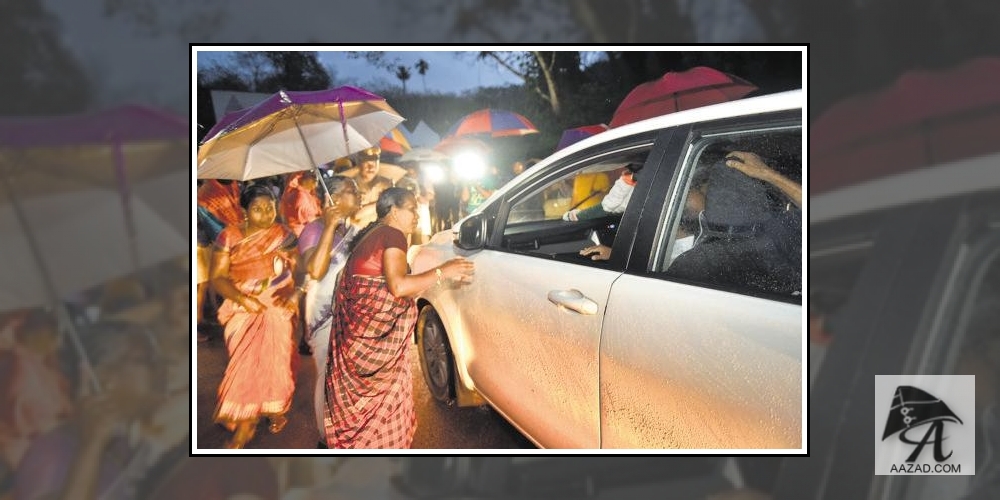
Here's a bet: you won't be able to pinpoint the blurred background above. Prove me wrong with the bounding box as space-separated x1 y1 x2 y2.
2 0 999 499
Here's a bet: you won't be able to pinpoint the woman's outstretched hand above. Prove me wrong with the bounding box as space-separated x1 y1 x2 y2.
441 257 476 282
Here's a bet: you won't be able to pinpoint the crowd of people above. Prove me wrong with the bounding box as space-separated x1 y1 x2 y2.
197 146 475 449
0 256 204 500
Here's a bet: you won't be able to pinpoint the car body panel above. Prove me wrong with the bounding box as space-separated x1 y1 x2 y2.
412 90 805 448
601 274 801 449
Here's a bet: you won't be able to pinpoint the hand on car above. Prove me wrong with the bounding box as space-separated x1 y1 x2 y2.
442 257 476 282
579 244 611 261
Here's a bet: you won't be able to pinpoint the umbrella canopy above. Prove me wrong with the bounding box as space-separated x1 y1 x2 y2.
556 124 609 151
609 66 758 127
0 104 187 392
444 109 538 138
399 148 449 164
380 127 412 155
0 105 187 202
813 57 1000 194
197 86 405 181
0 188 185 312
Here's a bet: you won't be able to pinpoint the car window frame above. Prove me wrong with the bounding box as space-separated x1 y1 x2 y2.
625 109 803 304
775 196 971 499
484 127 674 271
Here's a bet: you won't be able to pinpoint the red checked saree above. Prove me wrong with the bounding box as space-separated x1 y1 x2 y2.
325 225 417 448
213 224 297 428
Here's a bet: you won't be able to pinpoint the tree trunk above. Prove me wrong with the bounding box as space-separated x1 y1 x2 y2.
533 51 561 115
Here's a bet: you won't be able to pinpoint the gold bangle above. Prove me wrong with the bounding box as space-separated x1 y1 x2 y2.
435 267 443 286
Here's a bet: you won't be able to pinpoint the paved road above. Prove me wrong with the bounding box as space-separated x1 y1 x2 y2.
196 326 534 450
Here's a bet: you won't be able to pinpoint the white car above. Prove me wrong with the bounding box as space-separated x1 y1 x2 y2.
411 90 805 449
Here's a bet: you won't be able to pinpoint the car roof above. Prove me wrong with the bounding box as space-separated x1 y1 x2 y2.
812 150 1000 225
476 89 804 212
552 89 802 163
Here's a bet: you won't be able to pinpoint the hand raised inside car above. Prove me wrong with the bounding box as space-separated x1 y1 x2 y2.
725 151 776 181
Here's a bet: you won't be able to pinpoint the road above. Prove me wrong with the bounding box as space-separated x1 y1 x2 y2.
195 325 534 450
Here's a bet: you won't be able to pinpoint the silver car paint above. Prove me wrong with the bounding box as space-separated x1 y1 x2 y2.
601 274 801 449
412 90 804 448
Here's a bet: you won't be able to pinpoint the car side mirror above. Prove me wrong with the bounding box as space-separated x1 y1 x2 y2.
455 214 486 250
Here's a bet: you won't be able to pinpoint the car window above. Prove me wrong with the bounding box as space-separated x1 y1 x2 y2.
500 145 653 267
654 125 802 302
895 231 1000 500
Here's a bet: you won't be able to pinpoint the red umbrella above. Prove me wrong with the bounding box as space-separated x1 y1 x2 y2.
556 124 609 151
380 127 412 155
445 109 538 138
813 57 1000 194
609 66 757 128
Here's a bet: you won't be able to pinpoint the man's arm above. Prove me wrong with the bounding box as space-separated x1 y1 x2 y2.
725 152 801 208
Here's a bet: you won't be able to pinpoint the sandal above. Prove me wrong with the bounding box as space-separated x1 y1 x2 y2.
269 414 288 434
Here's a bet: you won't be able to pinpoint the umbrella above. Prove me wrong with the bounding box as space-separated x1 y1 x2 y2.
0 104 187 392
398 148 449 164
609 66 758 127
813 57 1000 194
444 109 538 138
379 127 412 156
0 188 185 312
197 86 405 201
433 137 492 157
556 124 609 151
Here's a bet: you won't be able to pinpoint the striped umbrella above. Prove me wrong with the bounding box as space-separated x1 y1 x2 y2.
556 124 609 151
380 127 412 155
445 109 539 138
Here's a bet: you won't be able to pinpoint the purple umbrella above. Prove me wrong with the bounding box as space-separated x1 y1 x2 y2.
555 124 609 151
198 86 405 199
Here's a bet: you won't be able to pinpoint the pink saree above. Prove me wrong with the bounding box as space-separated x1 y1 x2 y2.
213 224 297 426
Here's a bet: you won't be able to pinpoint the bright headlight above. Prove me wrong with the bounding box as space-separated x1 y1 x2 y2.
453 152 486 181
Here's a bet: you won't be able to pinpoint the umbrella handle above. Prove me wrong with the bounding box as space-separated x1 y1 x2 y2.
291 116 334 206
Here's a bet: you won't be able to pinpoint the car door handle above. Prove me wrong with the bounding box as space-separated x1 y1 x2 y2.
547 289 599 315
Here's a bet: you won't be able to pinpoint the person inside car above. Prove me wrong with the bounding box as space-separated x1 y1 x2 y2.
666 150 801 296
578 164 709 261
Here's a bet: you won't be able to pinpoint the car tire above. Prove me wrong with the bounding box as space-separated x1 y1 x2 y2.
417 305 456 404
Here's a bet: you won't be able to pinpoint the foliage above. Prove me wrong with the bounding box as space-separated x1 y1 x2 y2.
395 65 412 94
0 0 91 115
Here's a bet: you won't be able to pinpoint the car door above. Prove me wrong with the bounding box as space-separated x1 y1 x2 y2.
456 130 671 448
770 189 1000 499
601 112 804 449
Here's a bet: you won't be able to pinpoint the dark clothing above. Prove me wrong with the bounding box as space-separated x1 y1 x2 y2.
668 208 801 297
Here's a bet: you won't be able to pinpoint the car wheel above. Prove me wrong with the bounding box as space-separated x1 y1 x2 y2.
417 305 456 404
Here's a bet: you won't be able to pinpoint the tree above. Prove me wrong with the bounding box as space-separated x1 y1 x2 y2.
478 51 569 115
255 52 332 92
415 58 430 93
101 0 232 40
395 65 412 94
233 52 273 92
0 0 91 115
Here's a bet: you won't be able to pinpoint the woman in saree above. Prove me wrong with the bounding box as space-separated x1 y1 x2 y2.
297 174 359 447
326 187 475 448
210 183 300 449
